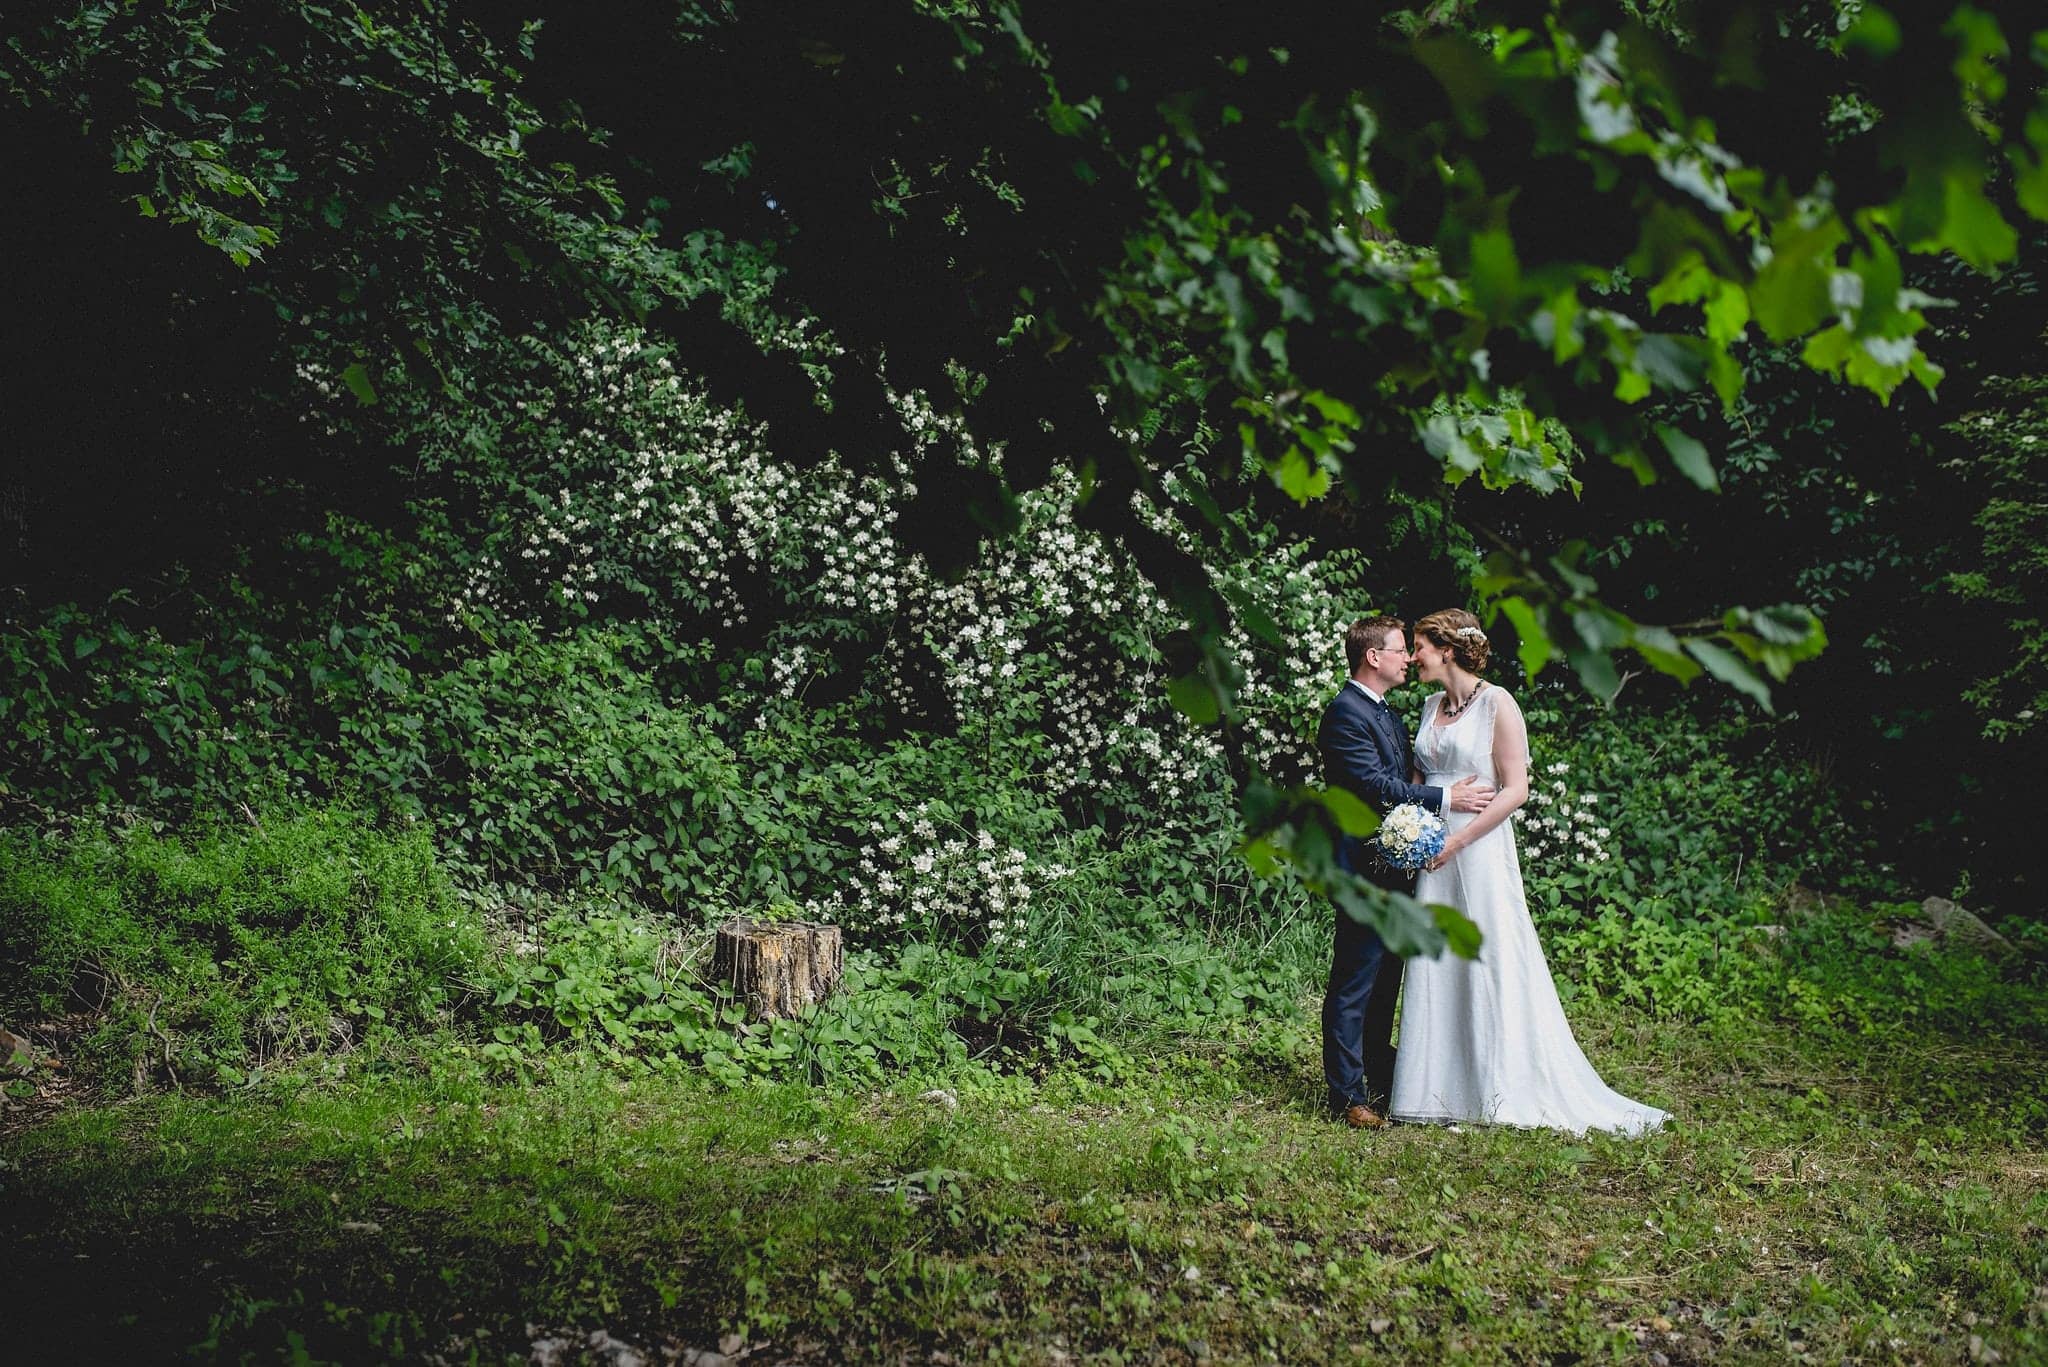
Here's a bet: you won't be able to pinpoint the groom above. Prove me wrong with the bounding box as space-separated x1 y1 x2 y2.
1318 616 1494 1129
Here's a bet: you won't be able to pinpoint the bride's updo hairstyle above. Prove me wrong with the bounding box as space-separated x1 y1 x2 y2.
1414 608 1491 674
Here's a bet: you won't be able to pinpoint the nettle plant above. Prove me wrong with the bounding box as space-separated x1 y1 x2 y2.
366 319 1377 941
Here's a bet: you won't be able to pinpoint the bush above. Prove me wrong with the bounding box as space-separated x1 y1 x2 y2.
1489 690 2048 1044
1515 686 1877 917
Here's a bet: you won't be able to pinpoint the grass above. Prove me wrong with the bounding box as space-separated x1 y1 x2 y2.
5 989 2045 1364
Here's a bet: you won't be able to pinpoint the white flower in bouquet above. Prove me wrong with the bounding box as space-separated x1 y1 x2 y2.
1374 801 1447 871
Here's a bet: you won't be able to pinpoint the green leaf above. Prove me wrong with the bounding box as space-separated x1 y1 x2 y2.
1708 350 1745 409
1627 625 1702 684
1932 174 2019 272
1539 287 1583 362
1241 838 1283 878
1633 335 1708 393
1220 584 1286 649
1563 642 1621 702
1166 671 1221 725
1608 444 1657 485
1561 612 1622 701
1419 411 1483 477
1734 603 1824 647
1467 228 1520 321
1841 5 1902 56
1431 902 1483 960
2011 112 2048 219
1656 425 1718 492
1269 444 1332 503
1752 219 1845 341
1549 549 1600 597
1240 777 1287 830
1686 639 1774 712
1330 881 1445 958
1495 597 1555 679
1802 325 1855 377
1302 390 1359 426
1319 787 1381 838
1703 280 1749 346
340 361 378 406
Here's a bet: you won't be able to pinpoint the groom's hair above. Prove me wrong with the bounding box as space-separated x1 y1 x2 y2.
1345 615 1405 675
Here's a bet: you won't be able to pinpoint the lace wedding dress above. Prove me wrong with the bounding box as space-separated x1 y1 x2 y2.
1389 685 1669 1137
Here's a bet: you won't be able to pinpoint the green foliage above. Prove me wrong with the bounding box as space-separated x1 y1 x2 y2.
8 0 2048 1048
19 0 2048 726
1509 688 1848 1022
1005 828 1320 1039
1946 367 2048 742
1502 688 2048 1040
415 629 749 900
1125 1112 1264 1205
475 902 1042 1088
482 904 777 1082
16 0 2048 939
7 988 2045 1363
473 847 1320 1091
0 808 483 1086
0 299 1398 940
1518 687 1875 914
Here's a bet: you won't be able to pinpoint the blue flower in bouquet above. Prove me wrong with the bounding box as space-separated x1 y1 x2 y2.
1374 801 1446 871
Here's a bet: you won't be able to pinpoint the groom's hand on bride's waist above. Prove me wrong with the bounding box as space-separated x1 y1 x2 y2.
1447 775 1496 813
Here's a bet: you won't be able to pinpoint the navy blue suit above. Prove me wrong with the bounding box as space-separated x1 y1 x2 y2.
1317 682 1445 1113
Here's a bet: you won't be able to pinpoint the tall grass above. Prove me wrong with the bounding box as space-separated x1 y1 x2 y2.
0 809 488 1086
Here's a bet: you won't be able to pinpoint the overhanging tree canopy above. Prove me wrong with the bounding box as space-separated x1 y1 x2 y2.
8 0 2047 935
13 0 2043 692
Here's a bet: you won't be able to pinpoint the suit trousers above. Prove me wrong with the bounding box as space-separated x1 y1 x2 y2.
1322 908 1404 1113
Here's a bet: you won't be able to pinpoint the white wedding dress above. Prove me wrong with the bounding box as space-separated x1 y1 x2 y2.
1390 685 1668 1137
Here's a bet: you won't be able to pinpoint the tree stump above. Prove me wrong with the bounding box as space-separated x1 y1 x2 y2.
712 919 843 1019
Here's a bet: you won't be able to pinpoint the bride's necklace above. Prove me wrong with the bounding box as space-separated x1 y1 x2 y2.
1441 679 1486 719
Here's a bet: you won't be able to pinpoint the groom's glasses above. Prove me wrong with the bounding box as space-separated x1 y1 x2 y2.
1375 643 1412 658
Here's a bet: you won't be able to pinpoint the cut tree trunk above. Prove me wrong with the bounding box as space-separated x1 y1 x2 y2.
712 919 843 1019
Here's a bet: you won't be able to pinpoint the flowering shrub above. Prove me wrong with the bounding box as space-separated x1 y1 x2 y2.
384 320 1381 936
808 799 1072 949
9 316 1409 956
1514 756 1615 914
1515 766 1605 860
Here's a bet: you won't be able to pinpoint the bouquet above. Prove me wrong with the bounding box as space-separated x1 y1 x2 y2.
1373 802 1447 871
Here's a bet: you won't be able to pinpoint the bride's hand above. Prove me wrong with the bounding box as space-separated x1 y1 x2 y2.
1425 838 1462 873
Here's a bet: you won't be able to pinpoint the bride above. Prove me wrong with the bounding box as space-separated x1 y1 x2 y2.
1388 608 1668 1137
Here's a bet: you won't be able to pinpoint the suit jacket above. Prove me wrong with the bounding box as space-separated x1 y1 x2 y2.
1317 683 1445 888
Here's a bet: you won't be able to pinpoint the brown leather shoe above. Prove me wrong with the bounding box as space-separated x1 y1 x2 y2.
1340 1103 1387 1130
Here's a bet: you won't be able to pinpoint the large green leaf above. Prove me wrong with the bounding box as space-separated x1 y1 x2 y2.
1319 786 1382 838
340 362 378 406
1431 902 1483 960
1331 881 1447 958
1685 639 1774 712
1495 596 1556 679
1166 671 1222 725
1932 174 2020 271
1656 424 1719 492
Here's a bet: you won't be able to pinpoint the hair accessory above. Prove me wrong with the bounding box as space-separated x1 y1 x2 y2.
1455 626 1487 641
